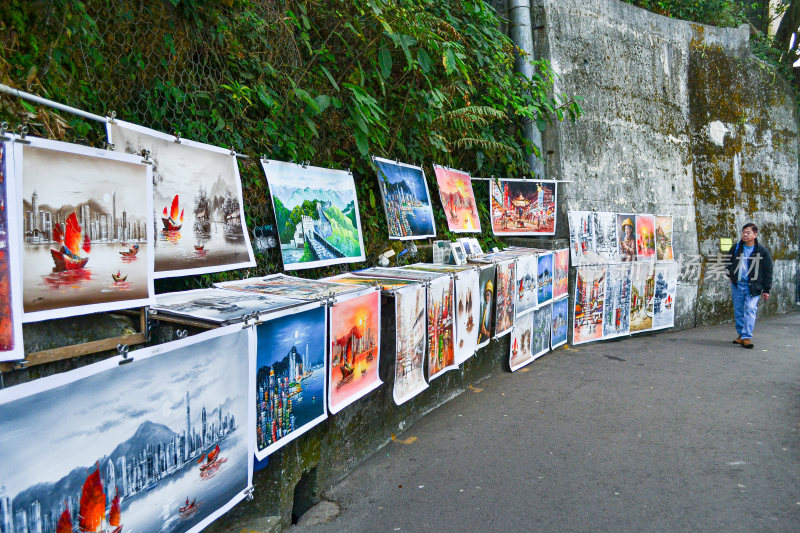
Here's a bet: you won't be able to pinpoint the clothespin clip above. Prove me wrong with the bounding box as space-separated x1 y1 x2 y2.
0 122 10 141
244 486 255 501
16 124 31 145
141 149 153 165
117 344 133 365
173 131 182 144
107 111 117 124
176 329 188 339
261 154 269 164
104 142 115 151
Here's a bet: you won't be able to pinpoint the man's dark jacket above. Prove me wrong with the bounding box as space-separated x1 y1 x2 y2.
726 238 773 296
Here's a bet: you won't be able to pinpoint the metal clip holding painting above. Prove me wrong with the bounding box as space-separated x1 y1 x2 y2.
107 111 117 124
176 329 189 340
103 142 115 151
141 149 153 165
242 311 261 329
16 124 31 145
173 131 182 144
117 344 133 365
260 154 270 164
14 359 29 370
0 122 10 142
244 486 255 501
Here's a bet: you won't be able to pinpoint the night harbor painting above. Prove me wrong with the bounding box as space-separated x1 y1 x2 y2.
263 160 365 270
537 252 553 305
16 137 154 321
373 157 436 240
393 284 429 405
153 288 300 323
328 289 382 414
509 310 533 372
433 165 481 233
107 120 255 278
551 297 569 349
0 141 23 360
490 179 556 236
0 326 253 533
255 303 327 459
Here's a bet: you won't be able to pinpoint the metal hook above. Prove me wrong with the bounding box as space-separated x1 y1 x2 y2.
173 132 182 144
141 149 153 165
108 111 117 123
15 124 31 144
230 146 237 156
0 121 8 140
261 154 269 164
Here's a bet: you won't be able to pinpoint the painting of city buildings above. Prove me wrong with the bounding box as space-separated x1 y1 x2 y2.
603 263 632 339
572 266 607 344
255 304 327 459
490 179 556 236
655 215 674 261
568 211 597 265
494 260 516 337
217 273 359 301
476 265 496 348
515 253 537 317
153 288 299 323
509 311 533 371
531 304 551 359
551 298 569 349
427 275 456 380
537 252 553 305
636 214 656 261
630 261 655 332
373 157 436 240
553 248 569 300
652 262 679 330
393 284 429 405
18 138 154 321
0 326 252 533
0 141 22 360
264 160 366 270
108 120 255 277
453 268 479 365
434 165 481 233
329 290 382 413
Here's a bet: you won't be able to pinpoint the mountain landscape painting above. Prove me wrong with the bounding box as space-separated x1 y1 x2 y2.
263 160 366 270
16 137 154 321
0 325 253 533
107 120 255 278
373 157 436 240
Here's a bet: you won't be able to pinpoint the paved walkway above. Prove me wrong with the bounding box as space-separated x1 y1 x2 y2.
296 312 800 532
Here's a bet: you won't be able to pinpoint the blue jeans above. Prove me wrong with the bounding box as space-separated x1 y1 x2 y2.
731 281 760 339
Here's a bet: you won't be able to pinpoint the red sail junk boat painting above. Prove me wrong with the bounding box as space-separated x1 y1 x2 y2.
162 194 184 231
63 461 124 533
50 212 91 271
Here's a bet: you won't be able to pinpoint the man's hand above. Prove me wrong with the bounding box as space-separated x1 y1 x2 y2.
762 292 770 301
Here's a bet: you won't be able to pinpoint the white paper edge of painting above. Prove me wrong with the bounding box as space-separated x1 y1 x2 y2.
0 139 25 360
106 119 256 278
15 136 156 322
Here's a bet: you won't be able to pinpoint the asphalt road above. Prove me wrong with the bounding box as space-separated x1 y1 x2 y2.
296 312 800 533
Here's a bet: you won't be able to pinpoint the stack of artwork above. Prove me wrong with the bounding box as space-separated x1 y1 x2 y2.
568 211 679 344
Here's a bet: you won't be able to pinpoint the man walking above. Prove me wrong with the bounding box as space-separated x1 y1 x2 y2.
726 223 772 348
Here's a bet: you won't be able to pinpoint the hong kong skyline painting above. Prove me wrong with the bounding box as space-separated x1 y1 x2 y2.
433 165 481 233
255 303 327 459
263 160 366 270
0 141 23 360
373 157 436 240
0 325 254 533
14 136 155 322
107 120 255 278
329 289 382 414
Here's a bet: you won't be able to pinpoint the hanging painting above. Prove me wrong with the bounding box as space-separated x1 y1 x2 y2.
255 303 327 459
655 215 674 261
427 274 456 380
0 140 23 360
217 274 359 301
490 179 556 236
107 120 255 278
552 248 569 300
531 304 551 360
328 289 382 413
595 211 620 262
452 267 480 365
551 297 569 349
537 251 553 305
617 214 637 262
14 136 154 322
509 311 533 372
568 211 597 265
373 157 436 240
0 325 254 533
262 160 366 270
393 284 429 405
630 260 655 333
572 265 607 345
515 253 538 317
652 262 679 330
434 165 480 233
602 263 632 339
152 288 299 324
476 264 496 348
494 259 516 337
636 214 656 261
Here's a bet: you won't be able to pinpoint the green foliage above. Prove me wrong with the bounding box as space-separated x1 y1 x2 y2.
324 204 362 256
621 0 750 27
0 0 582 288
